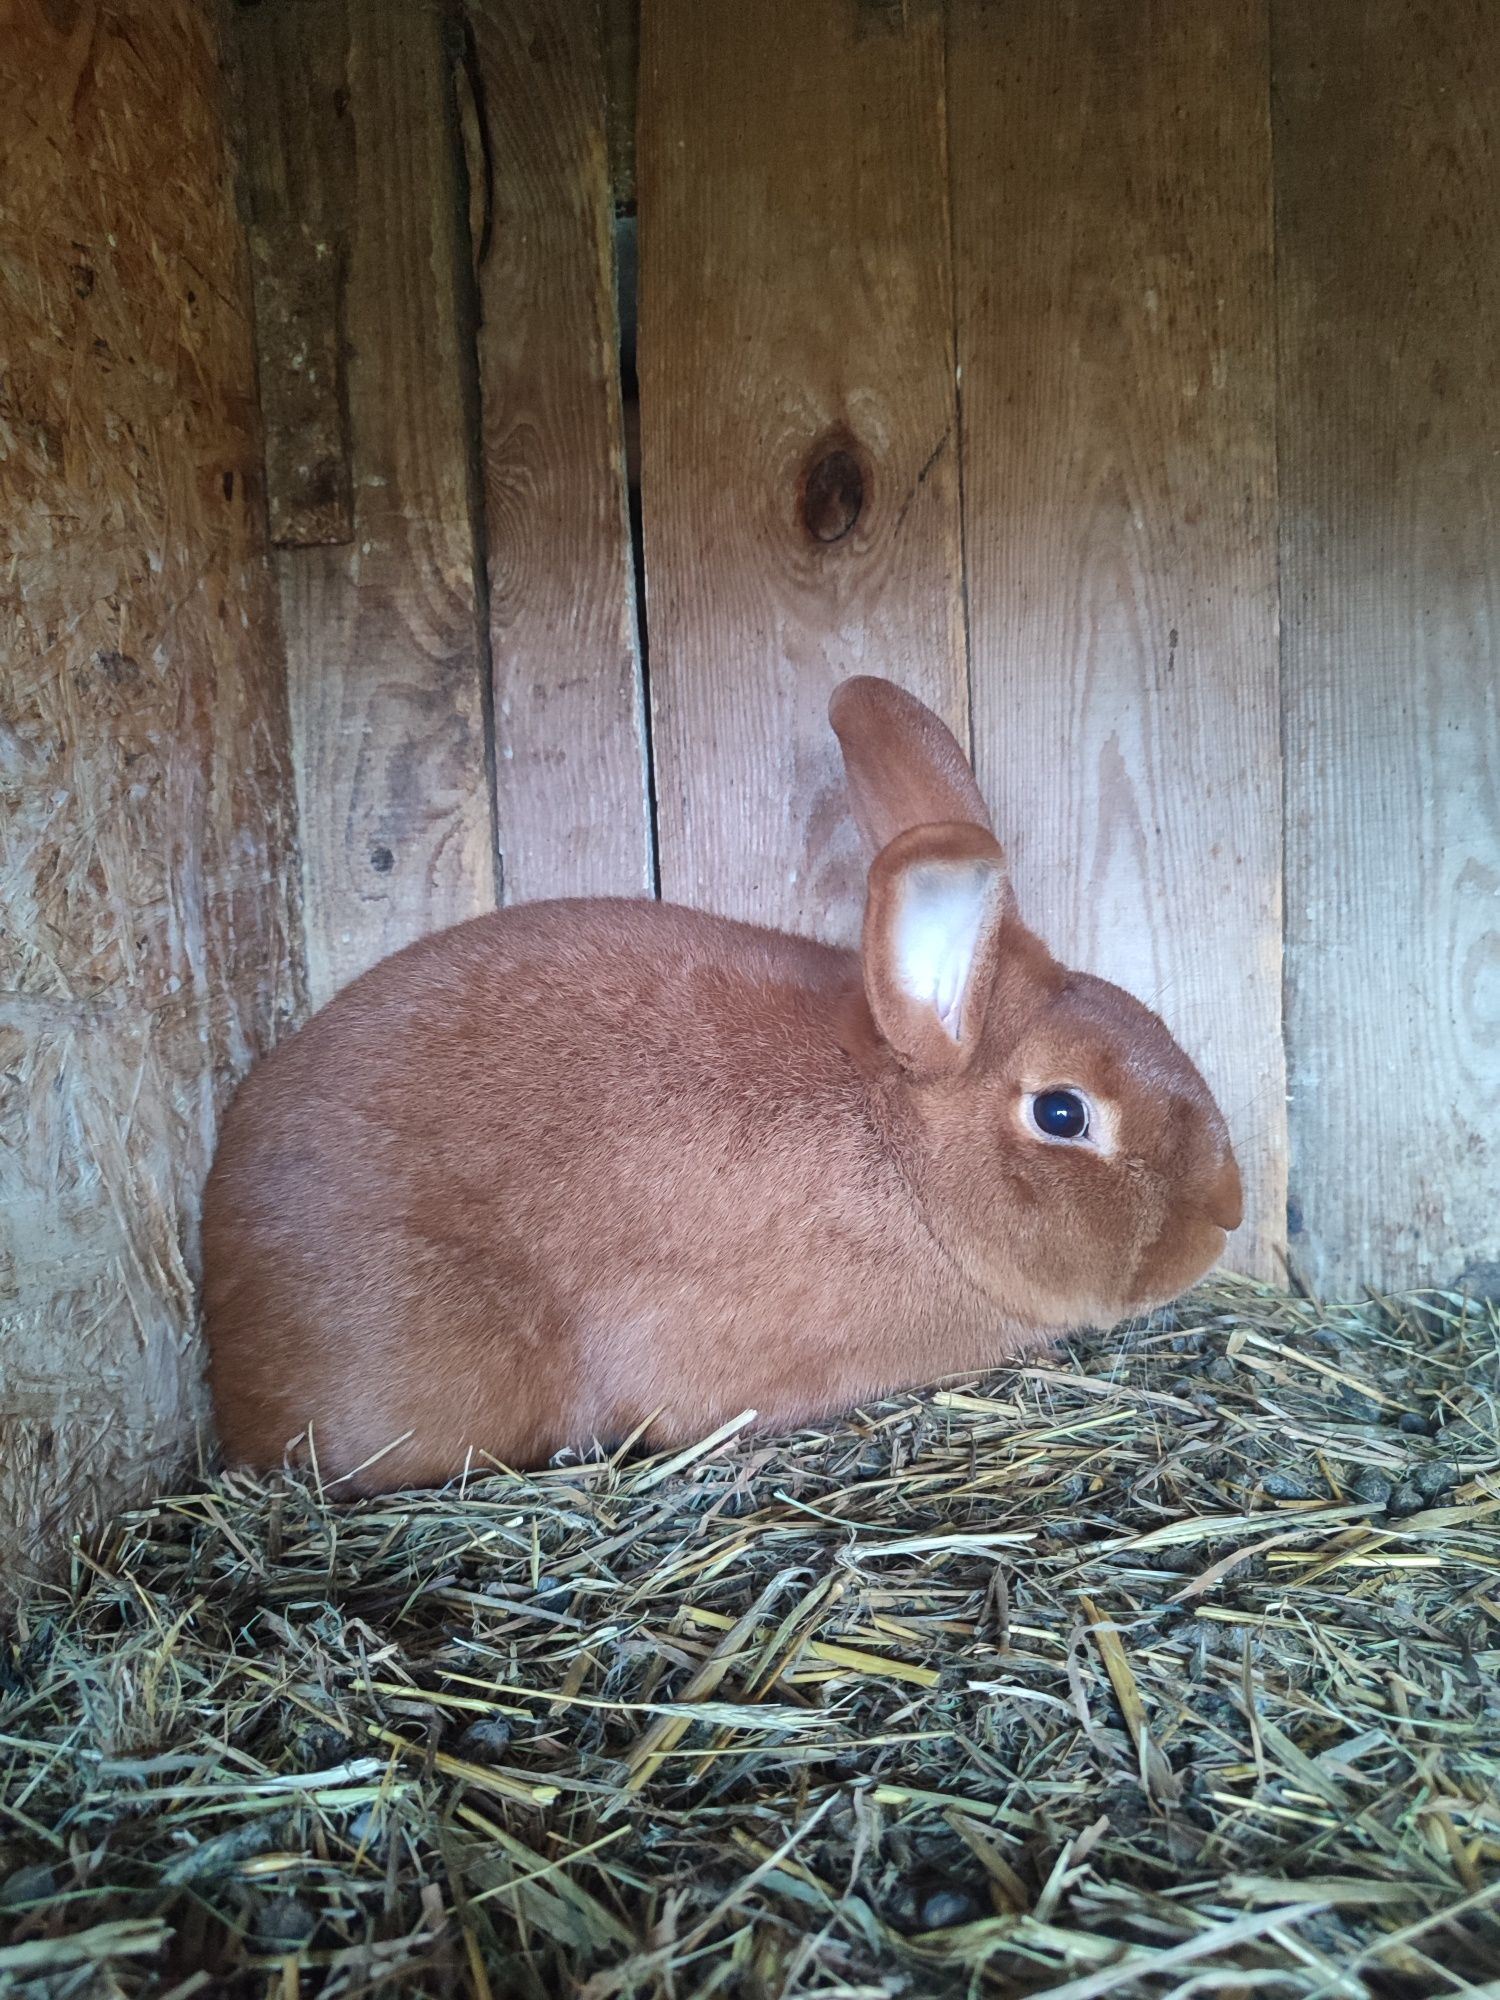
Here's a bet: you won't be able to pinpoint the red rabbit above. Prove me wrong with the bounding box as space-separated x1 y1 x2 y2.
203 677 1241 1489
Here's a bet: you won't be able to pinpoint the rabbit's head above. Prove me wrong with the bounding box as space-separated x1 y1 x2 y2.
832 678 1241 1330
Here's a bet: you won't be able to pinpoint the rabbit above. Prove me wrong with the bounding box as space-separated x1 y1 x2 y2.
202 676 1241 1491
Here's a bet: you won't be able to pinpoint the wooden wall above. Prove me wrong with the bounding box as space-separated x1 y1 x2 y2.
232 0 652 1015
234 0 499 1008
638 0 968 939
1275 0 1500 1298
948 5 1286 1274
230 0 1497 1299
0 1 302 1580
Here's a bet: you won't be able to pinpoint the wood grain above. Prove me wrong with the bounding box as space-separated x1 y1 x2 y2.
470 0 653 904
637 0 966 943
1276 0 1500 1295
235 0 496 1006
948 0 1286 1278
0 0 301 1581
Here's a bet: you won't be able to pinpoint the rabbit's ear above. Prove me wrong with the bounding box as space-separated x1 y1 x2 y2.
861 822 1014 1079
829 678 992 858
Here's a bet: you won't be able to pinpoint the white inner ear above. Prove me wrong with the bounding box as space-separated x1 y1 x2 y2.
893 858 999 1042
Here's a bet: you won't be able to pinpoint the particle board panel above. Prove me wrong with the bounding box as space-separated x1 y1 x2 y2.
0 0 302 1581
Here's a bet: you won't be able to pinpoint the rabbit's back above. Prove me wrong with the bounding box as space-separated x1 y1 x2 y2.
202 900 949 1483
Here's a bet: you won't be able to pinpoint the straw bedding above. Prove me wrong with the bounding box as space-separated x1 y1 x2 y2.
2 1282 1497 1999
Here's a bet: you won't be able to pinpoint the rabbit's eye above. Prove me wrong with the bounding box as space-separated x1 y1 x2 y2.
1031 1089 1089 1141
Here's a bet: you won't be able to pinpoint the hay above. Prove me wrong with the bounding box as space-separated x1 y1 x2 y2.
2 1283 1497 1998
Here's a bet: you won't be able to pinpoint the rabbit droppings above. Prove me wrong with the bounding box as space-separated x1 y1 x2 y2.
203 678 1242 1489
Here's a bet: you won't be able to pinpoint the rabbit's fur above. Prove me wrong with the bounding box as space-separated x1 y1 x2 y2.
203 678 1240 1488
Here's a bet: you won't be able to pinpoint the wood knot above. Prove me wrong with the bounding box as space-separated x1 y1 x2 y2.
801 444 865 544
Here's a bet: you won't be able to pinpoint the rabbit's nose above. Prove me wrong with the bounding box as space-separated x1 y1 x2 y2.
1206 1154 1243 1233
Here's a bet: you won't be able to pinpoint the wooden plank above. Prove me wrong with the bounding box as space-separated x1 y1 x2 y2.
0 0 301 1580
470 0 653 904
1275 1 1500 1295
235 0 496 1007
602 0 638 212
637 0 966 941
948 0 1285 1278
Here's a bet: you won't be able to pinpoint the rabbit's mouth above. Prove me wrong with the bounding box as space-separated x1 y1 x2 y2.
1128 1214 1231 1311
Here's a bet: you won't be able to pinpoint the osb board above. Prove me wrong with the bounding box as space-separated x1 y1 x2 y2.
637 0 966 942
0 1 302 1582
234 0 497 1009
1276 0 1500 1296
948 0 1286 1281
